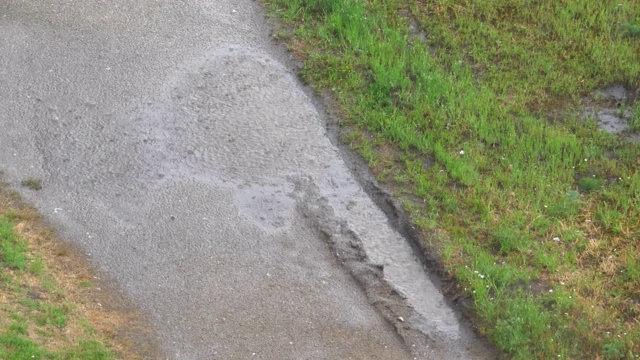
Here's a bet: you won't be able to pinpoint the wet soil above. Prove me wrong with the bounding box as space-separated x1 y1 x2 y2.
583 84 640 142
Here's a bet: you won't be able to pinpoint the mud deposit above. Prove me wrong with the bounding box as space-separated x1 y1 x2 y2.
584 84 639 142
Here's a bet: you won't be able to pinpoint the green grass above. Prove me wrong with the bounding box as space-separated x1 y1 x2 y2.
0 329 112 360
621 18 640 38
631 102 640 130
262 0 640 358
0 214 115 359
0 216 29 270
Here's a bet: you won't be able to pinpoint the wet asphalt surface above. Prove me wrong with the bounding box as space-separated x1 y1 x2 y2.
0 1 496 359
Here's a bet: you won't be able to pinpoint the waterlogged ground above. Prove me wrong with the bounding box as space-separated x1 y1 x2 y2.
583 85 640 142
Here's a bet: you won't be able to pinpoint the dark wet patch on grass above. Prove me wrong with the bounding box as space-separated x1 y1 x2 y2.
581 84 640 143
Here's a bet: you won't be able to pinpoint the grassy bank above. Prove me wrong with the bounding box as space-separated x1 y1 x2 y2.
0 182 148 359
262 0 640 358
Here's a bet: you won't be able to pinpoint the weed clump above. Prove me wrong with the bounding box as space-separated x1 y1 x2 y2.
578 176 602 193
21 178 42 191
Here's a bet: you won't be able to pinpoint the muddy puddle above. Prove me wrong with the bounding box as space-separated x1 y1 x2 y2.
317 159 468 341
583 84 639 142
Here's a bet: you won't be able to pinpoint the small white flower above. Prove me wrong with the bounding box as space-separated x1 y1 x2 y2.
460 150 465 155
549 289 553 293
